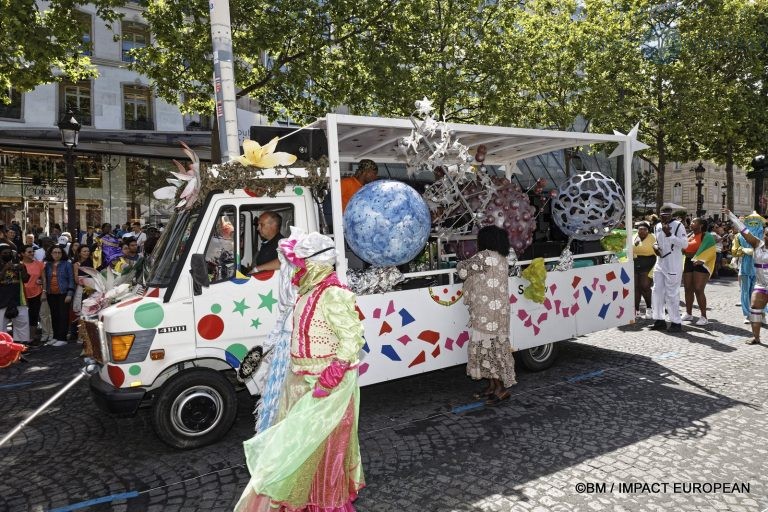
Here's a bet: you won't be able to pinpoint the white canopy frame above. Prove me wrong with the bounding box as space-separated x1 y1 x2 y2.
317 113 634 282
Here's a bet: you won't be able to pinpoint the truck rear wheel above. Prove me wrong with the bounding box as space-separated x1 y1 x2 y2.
519 343 559 371
151 369 237 449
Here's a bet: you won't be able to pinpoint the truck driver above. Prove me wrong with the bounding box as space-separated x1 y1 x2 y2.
250 211 284 274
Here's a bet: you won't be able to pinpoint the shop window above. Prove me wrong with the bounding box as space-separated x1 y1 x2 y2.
122 21 149 62
74 10 93 56
60 80 92 126
123 85 154 130
0 87 22 120
204 206 237 283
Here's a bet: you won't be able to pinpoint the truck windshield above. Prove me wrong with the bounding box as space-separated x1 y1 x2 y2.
146 209 201 288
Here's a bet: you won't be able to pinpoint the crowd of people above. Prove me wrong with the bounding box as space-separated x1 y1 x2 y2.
0 220 162 347
633 204 765 343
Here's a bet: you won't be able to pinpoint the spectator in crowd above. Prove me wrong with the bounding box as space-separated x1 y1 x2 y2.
72 244 94 336
10 219 21 240
68 241 80 262
57 235 71 257
650 205 689 332
5 228 19 252
131 222 147 254
112 237 140 274
44 245 75 346
633 221 656 320
95 223 121 270
681 218 717 326
0 243 30 344
79 225 96 250
21 244 45 344
456 225 516 405
25 233 37 250
34 237 52 262
143 227 160 256
0 228 13 252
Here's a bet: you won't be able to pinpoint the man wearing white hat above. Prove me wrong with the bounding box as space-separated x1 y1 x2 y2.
650 204 689 332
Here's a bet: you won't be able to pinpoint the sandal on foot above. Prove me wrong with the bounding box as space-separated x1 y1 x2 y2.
745 338 759 345
473 389 494 399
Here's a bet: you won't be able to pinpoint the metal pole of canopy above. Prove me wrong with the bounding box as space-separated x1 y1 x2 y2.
623 137 633 257
326 114 348 283
209 0 240 162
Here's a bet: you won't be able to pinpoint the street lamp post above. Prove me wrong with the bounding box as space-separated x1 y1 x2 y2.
58 109 81 236
692 162 705 218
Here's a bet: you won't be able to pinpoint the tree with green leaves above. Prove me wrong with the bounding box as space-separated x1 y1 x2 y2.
1 0 125 103
342 0 523 123
677 0 768 210
131 0 401 123
582 0 698 213
634 167 658 213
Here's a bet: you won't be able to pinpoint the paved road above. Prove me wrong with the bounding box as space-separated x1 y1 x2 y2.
1 277 766 512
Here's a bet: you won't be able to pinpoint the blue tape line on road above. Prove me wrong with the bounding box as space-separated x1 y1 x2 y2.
48 491 139 512
0 381 33 389
566 369 604 383
452 401 485 413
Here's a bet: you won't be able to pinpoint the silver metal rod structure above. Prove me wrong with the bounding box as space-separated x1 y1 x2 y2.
0 360 101 449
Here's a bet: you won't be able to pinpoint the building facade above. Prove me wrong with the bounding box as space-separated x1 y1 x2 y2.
662 160 755 218
0 2 216 235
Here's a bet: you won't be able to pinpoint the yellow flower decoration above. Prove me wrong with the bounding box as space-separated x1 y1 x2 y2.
522 257 547 304
237 137 298 168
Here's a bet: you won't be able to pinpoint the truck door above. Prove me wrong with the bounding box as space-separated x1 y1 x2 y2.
192 201 294 369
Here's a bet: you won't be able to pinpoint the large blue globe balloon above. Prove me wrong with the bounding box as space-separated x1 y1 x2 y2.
344 180 431 266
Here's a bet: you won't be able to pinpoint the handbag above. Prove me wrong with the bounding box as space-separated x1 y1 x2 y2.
5 305 19 319
237 345 273 395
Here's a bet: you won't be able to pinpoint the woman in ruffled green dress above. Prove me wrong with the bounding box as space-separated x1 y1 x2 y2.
235 232 365 512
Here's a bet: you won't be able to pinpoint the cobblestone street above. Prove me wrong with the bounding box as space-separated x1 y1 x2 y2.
1 277 766 512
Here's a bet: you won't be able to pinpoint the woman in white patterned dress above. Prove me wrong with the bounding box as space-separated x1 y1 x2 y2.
456 225 516 405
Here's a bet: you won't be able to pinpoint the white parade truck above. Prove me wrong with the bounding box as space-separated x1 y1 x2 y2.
85 113 636 448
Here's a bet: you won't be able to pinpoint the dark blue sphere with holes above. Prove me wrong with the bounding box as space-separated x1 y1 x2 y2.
343 180 431 266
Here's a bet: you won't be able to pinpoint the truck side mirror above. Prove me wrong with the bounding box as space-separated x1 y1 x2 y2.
190 254 210 296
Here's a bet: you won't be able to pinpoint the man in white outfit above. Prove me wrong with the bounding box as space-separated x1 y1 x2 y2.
650 204 689 332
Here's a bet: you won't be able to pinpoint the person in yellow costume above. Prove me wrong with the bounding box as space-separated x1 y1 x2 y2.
633 221 656 320
235 231 365 512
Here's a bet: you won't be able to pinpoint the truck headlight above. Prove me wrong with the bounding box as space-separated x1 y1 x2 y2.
111 334 135 362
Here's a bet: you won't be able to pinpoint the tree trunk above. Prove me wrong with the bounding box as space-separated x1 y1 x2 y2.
654 74 665 215
725 144 735 211
655 134 666 215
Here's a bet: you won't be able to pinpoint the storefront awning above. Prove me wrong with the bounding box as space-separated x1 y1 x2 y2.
0 128 213 160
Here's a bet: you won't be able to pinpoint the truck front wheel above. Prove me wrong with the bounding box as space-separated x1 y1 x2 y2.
519 343 559 371
151 369 237 449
